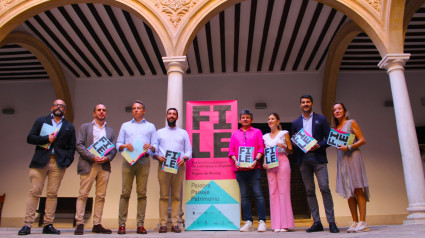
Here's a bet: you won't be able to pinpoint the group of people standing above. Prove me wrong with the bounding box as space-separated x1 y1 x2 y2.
18 99 192 235
228 94 370 233
17 94 369 235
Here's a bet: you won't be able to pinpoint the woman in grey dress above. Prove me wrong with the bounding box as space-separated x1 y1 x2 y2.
332 103 369 233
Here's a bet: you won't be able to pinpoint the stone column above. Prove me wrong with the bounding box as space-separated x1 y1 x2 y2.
163 56 188 128
378 54 425 224
162 56 188 227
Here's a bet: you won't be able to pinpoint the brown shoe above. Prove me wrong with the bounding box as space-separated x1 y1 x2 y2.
92 224 112 234
117 226 126 235
171 225 181 233
159 226 167 233
74 224 84 235
137 226 147 234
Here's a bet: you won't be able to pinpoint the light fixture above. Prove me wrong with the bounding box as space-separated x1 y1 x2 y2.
384 100 393 107
2 108 15 114
255 102 267 109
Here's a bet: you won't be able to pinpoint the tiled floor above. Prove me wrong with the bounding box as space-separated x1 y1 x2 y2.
2 224 425 238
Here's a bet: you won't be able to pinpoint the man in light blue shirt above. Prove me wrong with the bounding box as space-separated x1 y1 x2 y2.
153 108 192 233
116 100 157 235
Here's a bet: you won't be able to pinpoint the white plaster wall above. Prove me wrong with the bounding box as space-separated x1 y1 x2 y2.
1 69 424 227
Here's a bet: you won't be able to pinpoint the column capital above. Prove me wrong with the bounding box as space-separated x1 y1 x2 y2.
378 53 410 73
162 56 188 74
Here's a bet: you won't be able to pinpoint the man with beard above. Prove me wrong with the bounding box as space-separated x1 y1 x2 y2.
18 99 76 235
74 104 117 235
153 108 192 233
116 100 157 235
291 95 339 233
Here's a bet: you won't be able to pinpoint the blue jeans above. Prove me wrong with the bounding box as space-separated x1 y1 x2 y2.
236 169 266 221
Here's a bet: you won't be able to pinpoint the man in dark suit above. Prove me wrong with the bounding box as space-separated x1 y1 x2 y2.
74 104 117 235
18 99 76 235
291 95 339 233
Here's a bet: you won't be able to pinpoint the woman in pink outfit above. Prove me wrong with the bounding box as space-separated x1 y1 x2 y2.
263 113 295 232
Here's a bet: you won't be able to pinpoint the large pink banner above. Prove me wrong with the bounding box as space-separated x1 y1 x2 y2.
186 100 238 180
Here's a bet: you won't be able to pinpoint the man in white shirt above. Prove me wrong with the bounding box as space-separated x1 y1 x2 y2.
154 108 192 233
74 104 117 235
116 100 157 235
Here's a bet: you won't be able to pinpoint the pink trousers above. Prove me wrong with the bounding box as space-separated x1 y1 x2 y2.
267 153 295 229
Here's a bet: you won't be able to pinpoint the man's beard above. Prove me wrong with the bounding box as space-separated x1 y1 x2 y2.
167 119 176 127
53 108 64 117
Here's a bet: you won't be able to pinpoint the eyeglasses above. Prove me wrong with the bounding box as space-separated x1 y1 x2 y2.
53 103 66 109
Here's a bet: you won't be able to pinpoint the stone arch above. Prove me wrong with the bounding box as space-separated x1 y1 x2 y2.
386 0 406 54
319 0 408 119
318 0 387 56
174 0 397 60
321 21 363 120
0 0 172 55
0 32 74 122
173 0 243 56
403 0 425 36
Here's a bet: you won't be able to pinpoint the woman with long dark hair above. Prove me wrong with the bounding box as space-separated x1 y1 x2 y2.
332 103 369 232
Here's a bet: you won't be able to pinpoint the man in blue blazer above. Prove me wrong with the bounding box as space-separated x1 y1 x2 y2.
291 95 339 233
18 99 76 235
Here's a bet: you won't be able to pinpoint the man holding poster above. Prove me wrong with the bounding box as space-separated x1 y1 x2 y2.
18 99 76 235
116 100 157 235
154 108 192 233
74 104 117 235
228 109 266 232
291 95 339 233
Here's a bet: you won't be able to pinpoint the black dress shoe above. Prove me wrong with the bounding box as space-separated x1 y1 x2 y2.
117 226 126 235
137 226 148 234
306 222 324 232
18 225 31 235
171 225 181 233
329 222 340 233
42 224 61 234
74 224 84 235
92 224 112 234
159 226 167 233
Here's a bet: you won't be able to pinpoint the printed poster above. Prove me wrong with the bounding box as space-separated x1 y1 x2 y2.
291 128 317 153
120 139 147 165
39 123 59 149
87 136 114 157
327 128 355 147
161 150 181 174
185 100 240 230
264 146 279 169
237 146 254 168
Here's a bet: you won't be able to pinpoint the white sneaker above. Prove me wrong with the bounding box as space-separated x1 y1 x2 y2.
240 220 253 232
257 220 267 232
273 229 280 232
353 221 369 232
280 228 288 232
347 222 357 233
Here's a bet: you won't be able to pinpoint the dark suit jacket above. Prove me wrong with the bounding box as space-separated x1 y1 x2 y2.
27 114 76 169
76 122 117 175
291 112 330 166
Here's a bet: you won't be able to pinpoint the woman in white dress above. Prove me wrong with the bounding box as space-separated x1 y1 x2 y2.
262 113 294 232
